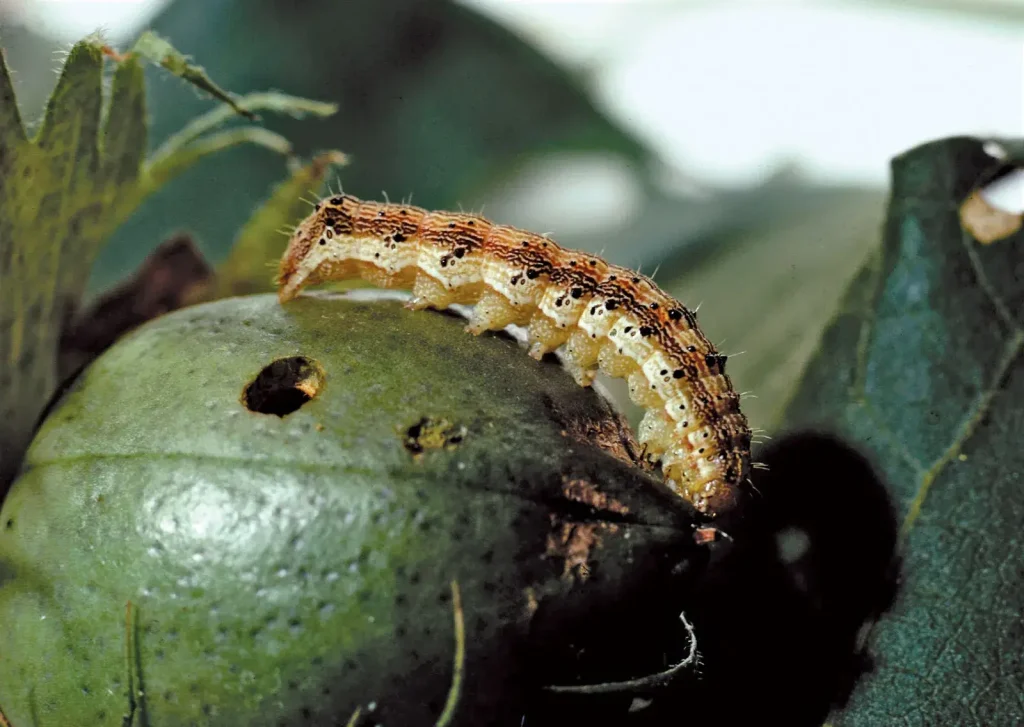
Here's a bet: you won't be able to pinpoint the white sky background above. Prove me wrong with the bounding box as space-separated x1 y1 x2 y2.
9 0 1023 212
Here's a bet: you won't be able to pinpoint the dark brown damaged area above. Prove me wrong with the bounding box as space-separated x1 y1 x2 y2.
545 517 604 581
399 416 467 457
539 392 656 474
544 477 632 582
560 478 630 515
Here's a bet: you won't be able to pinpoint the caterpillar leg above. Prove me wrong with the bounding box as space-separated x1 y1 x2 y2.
637 409 674 458
562 329 601 387
407 273 454 311
380 266 419 291
597 341 638 378
361 264 394 289
466 290 520 336
562 361 598 388
627 369 664 408
526 313 570 361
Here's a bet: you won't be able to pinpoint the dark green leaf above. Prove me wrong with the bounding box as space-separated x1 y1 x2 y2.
782 136 1024 726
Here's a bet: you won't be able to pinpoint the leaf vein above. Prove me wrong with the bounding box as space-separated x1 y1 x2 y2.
960 226 1021 333
858 399 926 475
900 329 1024 539
852 246 886 397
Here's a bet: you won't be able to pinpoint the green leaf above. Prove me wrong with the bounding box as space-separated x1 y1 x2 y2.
0 34 337 488
781 137 1024 726
94 0 652 292
144 125 295 191
129 30 257 119
0 38 119 491
213 149 348 298
149 91 337 169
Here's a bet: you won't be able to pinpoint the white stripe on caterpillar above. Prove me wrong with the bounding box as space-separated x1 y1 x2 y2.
277 194 751 517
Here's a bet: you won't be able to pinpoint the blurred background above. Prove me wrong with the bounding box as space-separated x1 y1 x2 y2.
1 0 1022 437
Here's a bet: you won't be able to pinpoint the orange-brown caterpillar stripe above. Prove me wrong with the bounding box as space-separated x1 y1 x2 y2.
276 194 751 516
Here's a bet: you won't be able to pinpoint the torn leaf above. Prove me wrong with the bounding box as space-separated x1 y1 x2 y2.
960 188 1022 244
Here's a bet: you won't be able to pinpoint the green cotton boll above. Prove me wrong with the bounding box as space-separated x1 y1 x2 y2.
0 293 703 726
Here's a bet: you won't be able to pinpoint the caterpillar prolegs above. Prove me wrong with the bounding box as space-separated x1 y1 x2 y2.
277 195 752 517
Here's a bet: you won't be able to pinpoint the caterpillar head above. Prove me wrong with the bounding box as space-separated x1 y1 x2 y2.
277 195 359 302
663 439 751 517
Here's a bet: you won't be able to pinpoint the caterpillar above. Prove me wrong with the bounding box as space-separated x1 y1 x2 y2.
276 194 752 517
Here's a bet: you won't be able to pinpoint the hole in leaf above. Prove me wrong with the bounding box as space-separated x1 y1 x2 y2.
961 164 1024 244
242 356 325 417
